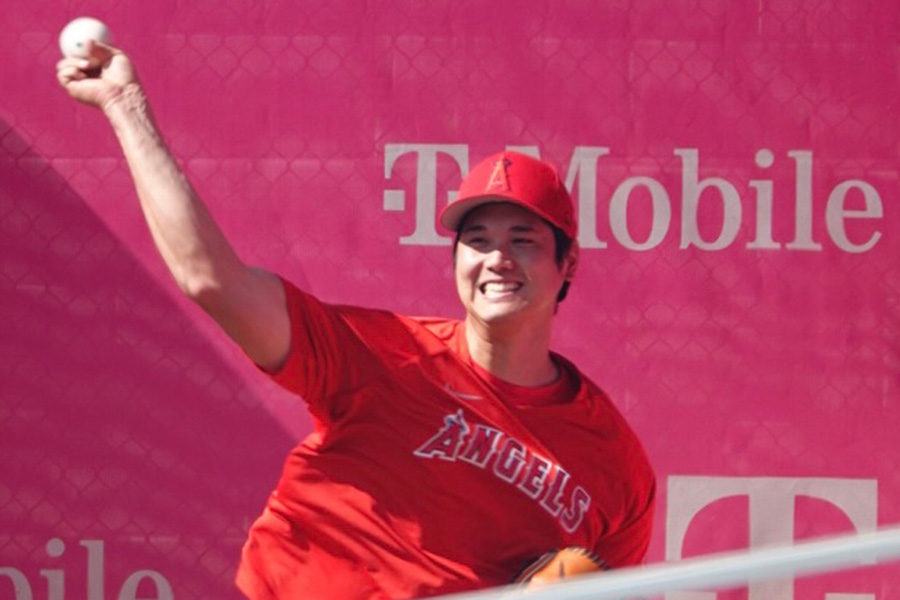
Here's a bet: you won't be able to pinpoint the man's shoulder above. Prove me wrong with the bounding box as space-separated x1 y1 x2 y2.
329 303 462 358
335 305 458 334
556 357 653 469
400 315 464 356
408 315 463 341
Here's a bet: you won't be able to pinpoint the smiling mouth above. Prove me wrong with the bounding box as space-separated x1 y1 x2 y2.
479 281 523 298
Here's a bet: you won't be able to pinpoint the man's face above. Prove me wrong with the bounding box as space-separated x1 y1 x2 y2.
454 202 576 329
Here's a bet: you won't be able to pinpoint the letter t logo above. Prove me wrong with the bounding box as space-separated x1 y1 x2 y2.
665 476 878 600
383 144 469 245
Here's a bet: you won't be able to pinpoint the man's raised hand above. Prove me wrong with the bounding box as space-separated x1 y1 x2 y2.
56 40 140 111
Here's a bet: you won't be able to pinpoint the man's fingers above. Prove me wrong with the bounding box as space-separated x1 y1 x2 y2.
56 56 93 72
85 39 119 65
57 65 88 85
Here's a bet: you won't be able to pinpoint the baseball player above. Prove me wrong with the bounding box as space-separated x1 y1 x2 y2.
57 41 656 600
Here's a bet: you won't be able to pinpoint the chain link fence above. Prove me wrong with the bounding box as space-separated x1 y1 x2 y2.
2 1 899 598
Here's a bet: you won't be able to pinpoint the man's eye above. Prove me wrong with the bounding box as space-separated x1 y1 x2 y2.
513 237 535 244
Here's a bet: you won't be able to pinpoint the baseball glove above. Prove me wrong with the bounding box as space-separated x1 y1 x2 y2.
514 547 606 585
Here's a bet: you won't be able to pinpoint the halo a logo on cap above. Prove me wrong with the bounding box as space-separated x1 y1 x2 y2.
485 157 513 192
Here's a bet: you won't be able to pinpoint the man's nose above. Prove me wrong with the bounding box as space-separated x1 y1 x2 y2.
484 244 515 270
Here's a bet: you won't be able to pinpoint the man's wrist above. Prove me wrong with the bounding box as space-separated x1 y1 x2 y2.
103 83 149 121
103 83 157 140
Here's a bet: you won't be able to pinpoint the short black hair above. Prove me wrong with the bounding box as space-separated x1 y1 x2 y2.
552 225 573 303
452 219 574 304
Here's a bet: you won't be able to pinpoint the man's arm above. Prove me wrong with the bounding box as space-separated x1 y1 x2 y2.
56 42 290 371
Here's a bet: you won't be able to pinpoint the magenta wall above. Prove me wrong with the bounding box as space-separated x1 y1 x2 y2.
2 1 899 599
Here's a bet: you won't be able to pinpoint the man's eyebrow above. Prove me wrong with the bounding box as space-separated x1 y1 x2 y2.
460 223 486 233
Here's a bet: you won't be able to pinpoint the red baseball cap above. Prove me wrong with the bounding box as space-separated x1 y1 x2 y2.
440 151 578 240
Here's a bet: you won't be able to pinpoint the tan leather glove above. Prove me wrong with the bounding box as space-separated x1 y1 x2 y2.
515 547 605 586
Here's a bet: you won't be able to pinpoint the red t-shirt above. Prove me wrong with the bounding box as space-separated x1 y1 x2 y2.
236 280 655 600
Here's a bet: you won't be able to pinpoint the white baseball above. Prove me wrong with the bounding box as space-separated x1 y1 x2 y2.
59 17 111 60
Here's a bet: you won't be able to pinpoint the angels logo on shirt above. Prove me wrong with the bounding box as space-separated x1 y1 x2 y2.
414 410 592 533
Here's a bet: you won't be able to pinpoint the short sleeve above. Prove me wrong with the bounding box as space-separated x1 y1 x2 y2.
263 278 373 421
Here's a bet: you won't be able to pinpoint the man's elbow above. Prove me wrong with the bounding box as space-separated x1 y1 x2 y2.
176 265 229 307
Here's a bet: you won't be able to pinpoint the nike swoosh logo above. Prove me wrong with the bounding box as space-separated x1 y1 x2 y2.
444 383 483 401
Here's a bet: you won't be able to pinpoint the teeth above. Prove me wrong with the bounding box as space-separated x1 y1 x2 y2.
482 282 521 294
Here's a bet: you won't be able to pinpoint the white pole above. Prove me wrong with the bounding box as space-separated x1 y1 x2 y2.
433 526 900 600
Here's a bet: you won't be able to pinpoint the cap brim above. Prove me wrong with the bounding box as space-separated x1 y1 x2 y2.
439 195 508 232
440 194 562 234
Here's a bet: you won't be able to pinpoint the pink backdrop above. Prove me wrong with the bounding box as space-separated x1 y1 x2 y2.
2 1 899 599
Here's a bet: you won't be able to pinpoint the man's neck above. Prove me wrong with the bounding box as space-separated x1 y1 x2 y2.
464 317 558 387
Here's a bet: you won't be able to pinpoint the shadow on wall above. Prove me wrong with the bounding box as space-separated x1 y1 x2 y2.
0 120 295 600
